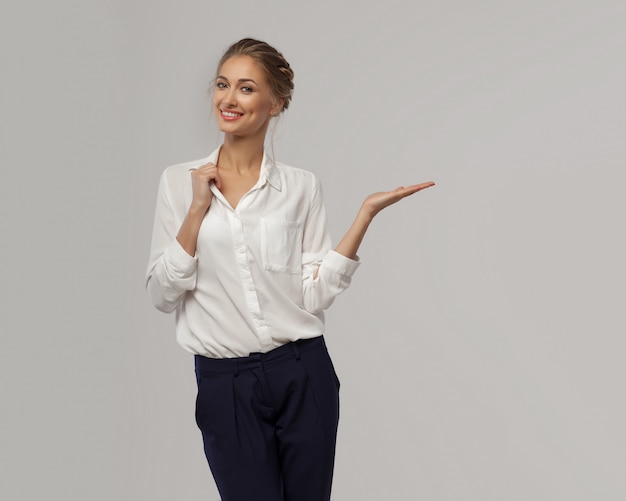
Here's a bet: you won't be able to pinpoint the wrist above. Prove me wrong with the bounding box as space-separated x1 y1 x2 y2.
188 202 210 217
357 204 376 224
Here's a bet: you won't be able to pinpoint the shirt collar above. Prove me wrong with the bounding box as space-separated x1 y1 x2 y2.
260 151 282 191
207 146 282 192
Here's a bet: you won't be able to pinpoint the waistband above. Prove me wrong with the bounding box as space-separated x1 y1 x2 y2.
194 336 325 375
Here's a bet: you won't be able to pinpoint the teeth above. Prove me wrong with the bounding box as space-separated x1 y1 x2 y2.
222 111 241 117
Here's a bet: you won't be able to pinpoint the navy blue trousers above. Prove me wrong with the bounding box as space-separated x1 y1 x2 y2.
194 336 340 501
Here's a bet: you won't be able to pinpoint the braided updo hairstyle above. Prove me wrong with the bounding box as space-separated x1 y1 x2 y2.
217 38 295 112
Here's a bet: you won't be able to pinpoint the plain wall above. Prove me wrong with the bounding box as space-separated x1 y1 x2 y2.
2 0 625 499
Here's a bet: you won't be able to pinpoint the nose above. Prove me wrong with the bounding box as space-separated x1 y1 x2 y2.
222 87 237 107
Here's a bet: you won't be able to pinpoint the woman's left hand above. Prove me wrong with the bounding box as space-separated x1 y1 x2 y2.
333 181 435 260
361 181 435 219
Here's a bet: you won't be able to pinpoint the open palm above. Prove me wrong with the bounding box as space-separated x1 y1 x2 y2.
362 181 435 218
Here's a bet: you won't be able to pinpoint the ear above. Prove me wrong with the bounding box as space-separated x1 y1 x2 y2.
271 98 285 116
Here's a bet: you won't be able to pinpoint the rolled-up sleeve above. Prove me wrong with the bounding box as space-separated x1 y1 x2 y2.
301 176 360 313
145 171 197 313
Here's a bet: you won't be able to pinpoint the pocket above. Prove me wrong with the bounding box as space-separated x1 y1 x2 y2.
260 218 302 274
327 355 341 390
194 373 230 432
299 344 341 436
194 376 203 428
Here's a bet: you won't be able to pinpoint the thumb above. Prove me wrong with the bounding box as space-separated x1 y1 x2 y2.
213 171 223 190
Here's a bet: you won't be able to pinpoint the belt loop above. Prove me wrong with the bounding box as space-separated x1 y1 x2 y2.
291 341 301 361
234 359 240 377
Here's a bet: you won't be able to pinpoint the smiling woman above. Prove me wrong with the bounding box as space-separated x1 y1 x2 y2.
213 56 278 142
145 38 434 501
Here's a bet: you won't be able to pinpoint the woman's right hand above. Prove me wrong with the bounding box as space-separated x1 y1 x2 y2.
177 162 222 257
190 162 222 212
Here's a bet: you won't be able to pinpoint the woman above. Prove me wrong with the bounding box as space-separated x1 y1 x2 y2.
146 38 434 501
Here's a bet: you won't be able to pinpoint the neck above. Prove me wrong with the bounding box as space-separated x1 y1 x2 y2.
219 134 265 173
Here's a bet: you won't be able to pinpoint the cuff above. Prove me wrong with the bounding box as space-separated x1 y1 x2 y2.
164 239 198 276
321 250 361 277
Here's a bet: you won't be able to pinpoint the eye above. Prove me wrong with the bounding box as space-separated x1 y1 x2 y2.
216 81 227 89
240 86 253 93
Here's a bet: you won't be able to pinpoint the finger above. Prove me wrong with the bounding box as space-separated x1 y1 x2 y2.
191 164 222 187
213 170 223 189
189 161 216 171
406 181 435 191
191 162 217 176
201 163 222 188
398 182 435 195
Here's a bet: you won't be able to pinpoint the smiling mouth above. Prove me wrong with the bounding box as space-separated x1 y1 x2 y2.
221 110 243 120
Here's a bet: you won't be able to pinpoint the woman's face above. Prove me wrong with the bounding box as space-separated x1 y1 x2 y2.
213 55 278 139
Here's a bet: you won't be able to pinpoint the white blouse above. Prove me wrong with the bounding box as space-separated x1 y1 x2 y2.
146 148 360 358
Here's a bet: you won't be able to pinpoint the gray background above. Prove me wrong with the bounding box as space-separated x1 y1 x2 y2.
2 0 625 500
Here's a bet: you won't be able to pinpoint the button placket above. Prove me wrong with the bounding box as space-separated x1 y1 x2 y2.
228 211 273 350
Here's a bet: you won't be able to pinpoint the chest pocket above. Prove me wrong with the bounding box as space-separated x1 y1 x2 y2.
260 218 302 274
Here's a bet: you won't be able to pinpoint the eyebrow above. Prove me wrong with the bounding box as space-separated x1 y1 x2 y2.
216 76 258 85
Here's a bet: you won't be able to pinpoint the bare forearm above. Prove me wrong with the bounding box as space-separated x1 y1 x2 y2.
177 162 220 256
176 206 208 257
334 206 374 260
333 181 435 260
